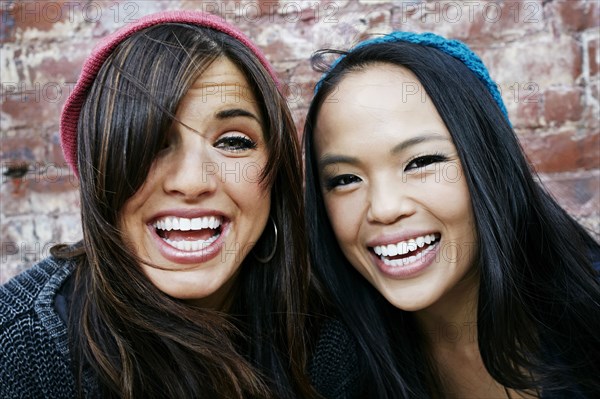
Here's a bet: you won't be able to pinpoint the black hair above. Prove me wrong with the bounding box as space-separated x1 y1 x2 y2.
304 41 600 398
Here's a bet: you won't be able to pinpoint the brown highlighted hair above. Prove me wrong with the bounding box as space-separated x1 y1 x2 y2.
54 23 314 398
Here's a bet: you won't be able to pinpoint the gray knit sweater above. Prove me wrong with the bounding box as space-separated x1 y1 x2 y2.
0 257 95 398
0 257 359 398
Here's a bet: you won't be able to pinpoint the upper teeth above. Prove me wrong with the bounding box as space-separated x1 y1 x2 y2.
373 234 437 257
153 216 221 231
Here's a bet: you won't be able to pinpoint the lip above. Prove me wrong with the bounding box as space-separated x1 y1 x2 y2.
368 232 441 279
147 208 230 265
366 229 440 247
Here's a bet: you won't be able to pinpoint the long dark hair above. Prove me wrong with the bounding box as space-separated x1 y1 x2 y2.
52 23 315 398
304 41 600 398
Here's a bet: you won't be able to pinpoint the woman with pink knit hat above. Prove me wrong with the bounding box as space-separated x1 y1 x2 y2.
0 11 358 398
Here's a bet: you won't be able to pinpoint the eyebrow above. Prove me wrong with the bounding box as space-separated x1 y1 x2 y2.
390 133 450 154
318 133 450 170
215 108 261 123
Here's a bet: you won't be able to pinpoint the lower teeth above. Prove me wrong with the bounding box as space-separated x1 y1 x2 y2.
164 234 219 251
380 242 436 267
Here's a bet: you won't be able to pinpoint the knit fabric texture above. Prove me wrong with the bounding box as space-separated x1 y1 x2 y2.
309 319 361 399
0 257 99 398
1 257 360 398
315 31 509 121
60 10 280 178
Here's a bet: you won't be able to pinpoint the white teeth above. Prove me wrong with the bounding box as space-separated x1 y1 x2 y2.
153 216 223 252
407 239 418 252
398 242 408 255
163 234 219 252
372 234 439 262
381 242 436 267
179 218 191 231
388 245 398 256
191 218 202 230
153 216 222 232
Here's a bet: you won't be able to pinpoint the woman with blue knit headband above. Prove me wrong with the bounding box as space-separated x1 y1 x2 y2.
304 31 600 398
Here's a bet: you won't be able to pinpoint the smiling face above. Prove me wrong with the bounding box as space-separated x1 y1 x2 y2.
120 57 270 309
314 63 478 312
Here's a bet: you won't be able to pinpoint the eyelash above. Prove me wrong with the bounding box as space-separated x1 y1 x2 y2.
405 152 448 170
214 135 257 152
324 152 449 191
325 174 362 191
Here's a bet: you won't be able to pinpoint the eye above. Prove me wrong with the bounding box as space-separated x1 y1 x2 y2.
160 137 171 150
158 131 175 154
325 174 362 190
405 154 448 171
214 135 257 153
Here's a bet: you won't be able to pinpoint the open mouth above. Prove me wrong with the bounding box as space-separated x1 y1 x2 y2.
370 233 440 267
152 216 224 252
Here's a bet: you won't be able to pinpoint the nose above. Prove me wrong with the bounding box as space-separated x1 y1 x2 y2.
163 141 218 200
366 178 415 224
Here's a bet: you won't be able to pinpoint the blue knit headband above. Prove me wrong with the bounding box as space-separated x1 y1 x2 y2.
315 31 509 121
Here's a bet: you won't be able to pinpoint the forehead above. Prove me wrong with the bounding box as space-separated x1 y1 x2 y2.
192 56 248 84
315 63 447 151
322 63 430 115
177 56 261 118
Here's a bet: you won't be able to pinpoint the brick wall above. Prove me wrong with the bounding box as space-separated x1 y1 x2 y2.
1 0 599 283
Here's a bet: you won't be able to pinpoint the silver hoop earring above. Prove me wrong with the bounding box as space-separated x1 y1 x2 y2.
253 217 278 263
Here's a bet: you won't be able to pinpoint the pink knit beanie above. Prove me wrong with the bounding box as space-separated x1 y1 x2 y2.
60 10 279 178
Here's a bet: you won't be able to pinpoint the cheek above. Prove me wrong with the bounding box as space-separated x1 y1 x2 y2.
422 172 472 223
227 159 270 203
432 180 478 260
119 180 155 238
120 164 161 215
236 160 264 187
323 195 362 246
444 185 474 229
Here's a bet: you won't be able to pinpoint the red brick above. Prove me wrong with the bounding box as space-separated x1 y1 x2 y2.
6 1 72 34
0 136 48 164
540 171 600 220
521 131 600 173
589 37 599 77
391 0 545 43
258 39 296 64
582 80 600 130
258 1 281 16
543 88 585 125
30 56 82 87
550 0 600 32
26 171 79 193
470 0 545 41
1 93 62 130
49 132 69 165
480 35 582 90
514 100 543 129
